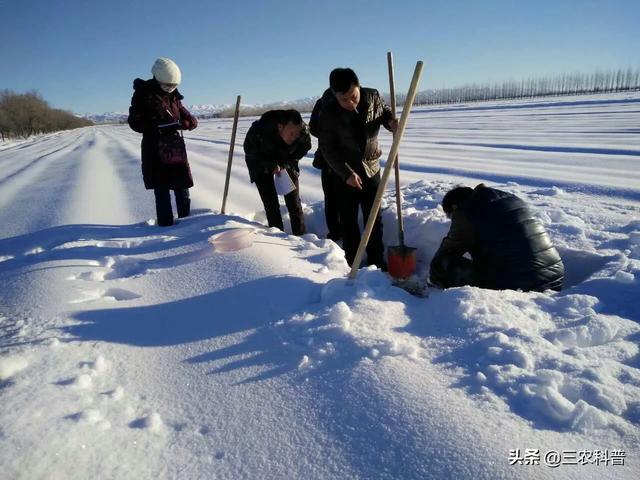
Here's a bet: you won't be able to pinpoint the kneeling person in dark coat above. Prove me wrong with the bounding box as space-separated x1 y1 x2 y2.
430 184 564 292
243 109 311 235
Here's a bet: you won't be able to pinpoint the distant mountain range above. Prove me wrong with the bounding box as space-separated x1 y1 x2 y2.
81 96 319 124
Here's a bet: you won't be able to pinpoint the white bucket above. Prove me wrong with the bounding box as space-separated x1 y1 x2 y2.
208 228 256 252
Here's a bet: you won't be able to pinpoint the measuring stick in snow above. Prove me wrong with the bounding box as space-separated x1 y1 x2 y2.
221 95 241 214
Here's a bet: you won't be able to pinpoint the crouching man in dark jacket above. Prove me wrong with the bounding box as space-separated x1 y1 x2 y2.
243 109 311 235
430 184 564 292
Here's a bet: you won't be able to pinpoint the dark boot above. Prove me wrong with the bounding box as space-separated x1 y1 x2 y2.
154 188 174 226
175 189 191 218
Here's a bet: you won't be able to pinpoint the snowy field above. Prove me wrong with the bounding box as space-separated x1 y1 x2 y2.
1 92 639 479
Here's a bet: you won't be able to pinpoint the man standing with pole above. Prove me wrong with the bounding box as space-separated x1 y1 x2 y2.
317 68 397 269
348 61 424 280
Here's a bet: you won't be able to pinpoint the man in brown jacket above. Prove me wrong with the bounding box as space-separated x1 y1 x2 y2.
317 68 397 269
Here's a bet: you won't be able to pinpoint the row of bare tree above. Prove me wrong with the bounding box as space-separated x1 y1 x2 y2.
0 90 93 141
211 67 640 118
397 67 640 105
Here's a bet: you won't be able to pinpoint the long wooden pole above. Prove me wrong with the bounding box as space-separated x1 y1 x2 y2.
221 95 241 214
387 51 405 247
348 61 424 280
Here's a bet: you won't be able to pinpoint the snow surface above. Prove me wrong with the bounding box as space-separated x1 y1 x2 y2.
1 92 639 479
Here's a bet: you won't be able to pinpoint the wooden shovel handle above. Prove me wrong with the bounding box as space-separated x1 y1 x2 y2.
348 60 424 280
388 51 405 247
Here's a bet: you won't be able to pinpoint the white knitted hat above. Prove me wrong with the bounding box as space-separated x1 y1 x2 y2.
151 57 182 85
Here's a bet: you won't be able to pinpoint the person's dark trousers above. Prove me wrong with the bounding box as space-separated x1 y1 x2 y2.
337 171 385 268
254 169 306 235
154 188 190 227
321 168 341 241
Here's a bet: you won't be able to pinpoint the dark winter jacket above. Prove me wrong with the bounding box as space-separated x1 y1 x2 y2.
317 87 393 180
128 78 198 190
430 185 564 292
243 110 311 183
309 97 327 171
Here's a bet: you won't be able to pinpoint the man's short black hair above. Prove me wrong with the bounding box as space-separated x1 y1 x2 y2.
329 68 360 94
279 109 303 126
442 186 473 215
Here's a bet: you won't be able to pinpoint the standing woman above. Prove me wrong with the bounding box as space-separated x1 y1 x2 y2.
128 57 198 226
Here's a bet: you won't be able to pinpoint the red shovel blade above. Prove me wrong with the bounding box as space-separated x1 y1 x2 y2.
387 245 417 279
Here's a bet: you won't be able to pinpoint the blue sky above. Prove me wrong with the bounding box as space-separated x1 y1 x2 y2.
2 0 638 113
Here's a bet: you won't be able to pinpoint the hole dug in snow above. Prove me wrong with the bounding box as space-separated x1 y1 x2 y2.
557 247 617 288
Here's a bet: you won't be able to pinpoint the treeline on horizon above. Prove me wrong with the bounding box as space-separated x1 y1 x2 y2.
212 66 640 118
407 66 640 105
0 90 94 141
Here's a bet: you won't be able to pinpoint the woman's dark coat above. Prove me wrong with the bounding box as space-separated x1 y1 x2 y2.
430 185 565 292
128 78 198 190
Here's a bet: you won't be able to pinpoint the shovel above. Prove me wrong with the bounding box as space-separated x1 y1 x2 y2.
386 52 417 279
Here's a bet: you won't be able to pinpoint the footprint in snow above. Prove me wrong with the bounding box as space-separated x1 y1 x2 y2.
69 287 142 304
55 356 110 388
129 412 164 434
69 255 148 282
54 373 93 389
101 385 125 401
65 409 111 430
52 235 178 251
